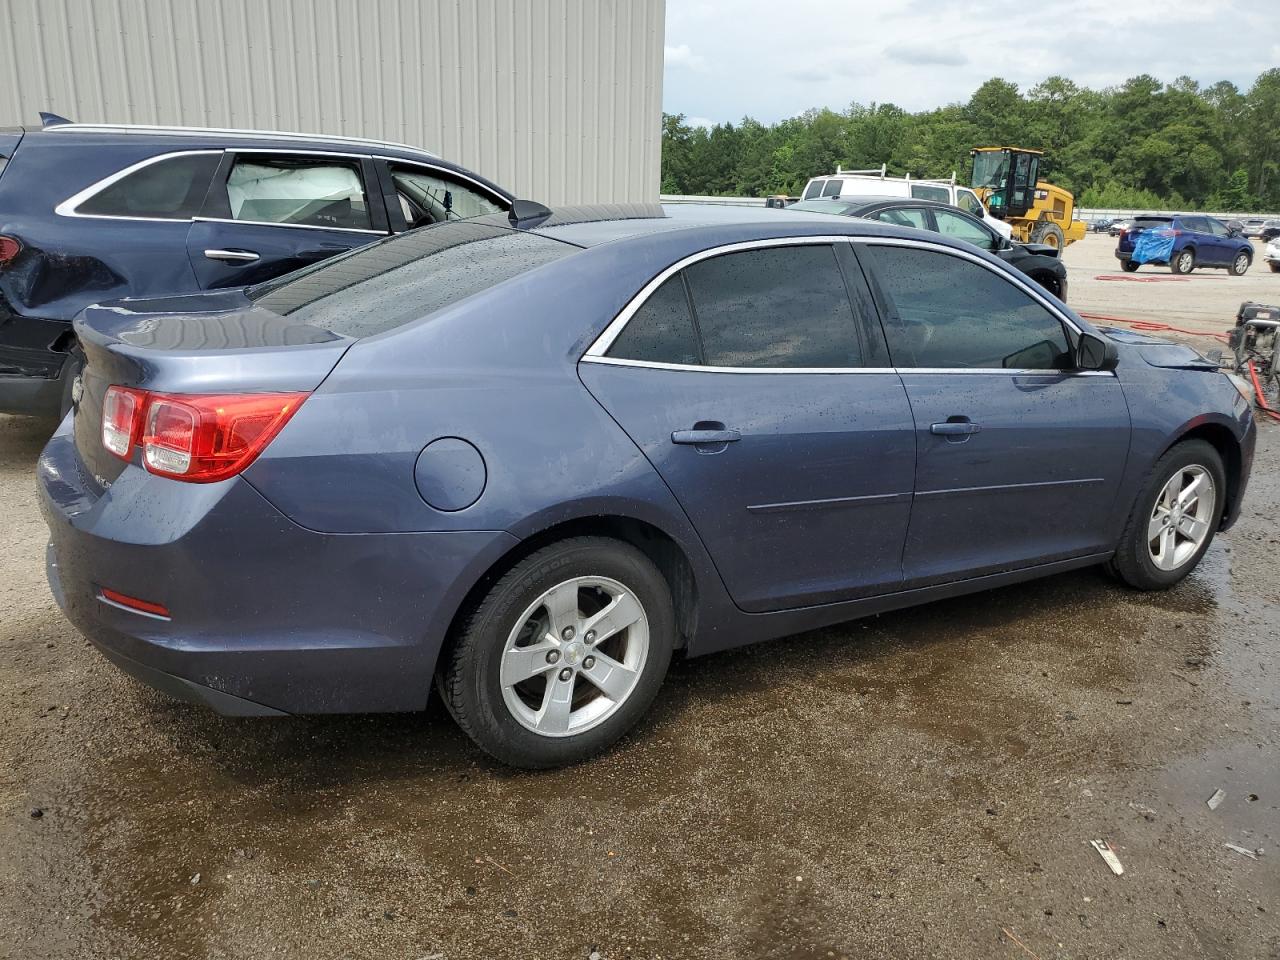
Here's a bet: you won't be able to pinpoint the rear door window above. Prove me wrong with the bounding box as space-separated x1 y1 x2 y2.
226 156 372 230
910 184 950 203
73 152 221 219
862 244 1070 370
250 222 572 337
686 245 862 368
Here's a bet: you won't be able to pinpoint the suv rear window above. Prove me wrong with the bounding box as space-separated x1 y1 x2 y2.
250 221 572 337
75 153 221 219
1131 216 1174 229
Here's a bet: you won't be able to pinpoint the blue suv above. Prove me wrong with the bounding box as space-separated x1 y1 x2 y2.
1115 214 1253 276
0 115 514 416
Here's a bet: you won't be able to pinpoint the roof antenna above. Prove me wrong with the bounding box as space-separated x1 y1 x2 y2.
39 112 73 127
508 199 553 229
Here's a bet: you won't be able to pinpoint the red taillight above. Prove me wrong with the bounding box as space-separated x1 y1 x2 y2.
102 385 145 459
100 387 307 482
100 587 170 618
0 234 22 266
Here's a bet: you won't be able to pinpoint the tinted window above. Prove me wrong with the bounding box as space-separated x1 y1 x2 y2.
863 245 1070 370
77 153 220 219
910 184 950 203
822 179 843 197
872 207 929 229
684 245 862 368
933 209 998 250
250 222 571 337
390 164 504 228
803 180 825 200
606 276 701 365
227 156 371 230
1133 216 1174 231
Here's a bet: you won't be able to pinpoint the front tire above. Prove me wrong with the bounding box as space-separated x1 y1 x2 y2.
1031 221 1066 249
1230 251 1251 276
1108 440 1225 590
440 537 675 768
1171 248 1195 274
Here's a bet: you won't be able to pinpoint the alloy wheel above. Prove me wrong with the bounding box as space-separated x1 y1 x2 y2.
499 576 649 737
1234 253 1249 275
1147 465 1216 571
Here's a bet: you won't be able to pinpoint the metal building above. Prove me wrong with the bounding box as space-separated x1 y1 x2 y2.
0 0 666 204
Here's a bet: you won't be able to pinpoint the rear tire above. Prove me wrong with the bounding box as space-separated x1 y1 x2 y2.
1107 440 1225 591
440 537 675 768
1170 248 1195 274
1230 252 1251 276
1269 262 1280 273
1121 260 1140 273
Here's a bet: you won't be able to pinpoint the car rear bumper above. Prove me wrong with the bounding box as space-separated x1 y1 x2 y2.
38 421 517 716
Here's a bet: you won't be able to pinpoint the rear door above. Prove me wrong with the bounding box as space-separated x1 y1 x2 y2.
855 240 1130 587
187 151 389 288
580 239 916 613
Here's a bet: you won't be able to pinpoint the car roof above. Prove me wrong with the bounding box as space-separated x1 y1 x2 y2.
798 195 962 213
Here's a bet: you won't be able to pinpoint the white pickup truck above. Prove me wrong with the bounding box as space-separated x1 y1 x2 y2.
801 166 1013 239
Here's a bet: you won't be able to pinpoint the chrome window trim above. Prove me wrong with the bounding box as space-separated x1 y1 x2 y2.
191 216 384 236
54 149 223 221
582 233 1107 377
46 122 439 158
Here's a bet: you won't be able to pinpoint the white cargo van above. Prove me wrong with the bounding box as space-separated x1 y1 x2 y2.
800 166 1013 238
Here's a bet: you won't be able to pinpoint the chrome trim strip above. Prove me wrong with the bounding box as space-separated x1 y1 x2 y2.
54 149 222 220
579 355 896 375
192 216 383 236
46 122 439 158
747 491 913 514
916 477 1104 499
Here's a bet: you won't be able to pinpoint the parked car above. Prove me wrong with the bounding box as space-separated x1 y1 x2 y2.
1242 217 1269 238
800 166 1013 239
1265 237 1280 273
39 203 1255 768
1109 220 1132 237
1090 217 1116 233
0 115 514 417
786 196 1069 300
1259 219 1280 242
1115 214 1253 275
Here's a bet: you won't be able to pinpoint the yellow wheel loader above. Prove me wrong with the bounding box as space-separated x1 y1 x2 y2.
969 147 1086 250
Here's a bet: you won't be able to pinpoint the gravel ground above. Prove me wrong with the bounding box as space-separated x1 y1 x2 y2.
1 274 1278 958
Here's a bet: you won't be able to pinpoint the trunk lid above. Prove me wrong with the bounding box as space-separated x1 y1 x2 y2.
72 290 353 489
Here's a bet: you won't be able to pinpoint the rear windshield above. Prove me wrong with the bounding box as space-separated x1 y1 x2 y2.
1131 216 1173 229
249 222 573 337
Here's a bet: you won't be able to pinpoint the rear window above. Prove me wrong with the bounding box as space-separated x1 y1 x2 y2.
250 222 573 337
1132 217 1173 230
75 152 221 219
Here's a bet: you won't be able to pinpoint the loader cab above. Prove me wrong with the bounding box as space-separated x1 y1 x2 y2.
971 147 1041 219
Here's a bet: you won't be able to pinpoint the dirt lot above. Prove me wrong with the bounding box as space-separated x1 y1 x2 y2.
1065 233 1279 335
1 260 1278 958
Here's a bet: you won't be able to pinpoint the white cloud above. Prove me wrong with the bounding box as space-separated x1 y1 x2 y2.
664 43 707 71
686 116 717 129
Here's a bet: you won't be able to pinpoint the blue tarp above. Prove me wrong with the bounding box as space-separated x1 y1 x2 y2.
1132 228 1176 265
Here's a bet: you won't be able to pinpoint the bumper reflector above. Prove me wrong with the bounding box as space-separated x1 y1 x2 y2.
100 587 171 619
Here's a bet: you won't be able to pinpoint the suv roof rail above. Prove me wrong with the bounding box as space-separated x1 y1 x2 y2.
42 122 439 158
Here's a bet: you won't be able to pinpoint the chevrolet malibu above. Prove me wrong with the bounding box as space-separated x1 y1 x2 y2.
39 203 1256 768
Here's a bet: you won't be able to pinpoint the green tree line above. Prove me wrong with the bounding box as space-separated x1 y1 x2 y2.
661 70 1280 211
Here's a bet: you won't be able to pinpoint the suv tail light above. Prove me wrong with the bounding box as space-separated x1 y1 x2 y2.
101 386 307 482
0 235 21 267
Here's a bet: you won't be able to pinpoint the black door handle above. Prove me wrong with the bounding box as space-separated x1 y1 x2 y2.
672 427 741 445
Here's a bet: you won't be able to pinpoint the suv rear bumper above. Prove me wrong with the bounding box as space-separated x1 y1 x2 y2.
0 313 75 416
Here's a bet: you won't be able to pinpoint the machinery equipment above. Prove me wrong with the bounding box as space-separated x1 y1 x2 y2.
969 146 1087 250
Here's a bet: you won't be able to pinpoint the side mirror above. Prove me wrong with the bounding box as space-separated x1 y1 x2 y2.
1076 332 1119 371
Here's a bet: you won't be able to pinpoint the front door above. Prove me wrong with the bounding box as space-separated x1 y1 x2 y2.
187 152 388 289
856 241 1131 587
580 241 916 612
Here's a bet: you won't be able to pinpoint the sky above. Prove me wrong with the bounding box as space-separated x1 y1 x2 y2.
663 0 1280 126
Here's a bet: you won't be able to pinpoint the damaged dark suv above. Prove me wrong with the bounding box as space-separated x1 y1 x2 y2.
0 115 512 416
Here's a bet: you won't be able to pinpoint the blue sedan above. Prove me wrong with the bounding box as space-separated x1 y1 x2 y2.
39 203 1256 768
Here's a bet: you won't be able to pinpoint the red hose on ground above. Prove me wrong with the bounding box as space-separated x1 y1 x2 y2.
1246 360 1280 423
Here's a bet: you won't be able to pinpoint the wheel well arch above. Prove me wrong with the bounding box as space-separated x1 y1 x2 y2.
1166 421 1242 525
439 515 701 673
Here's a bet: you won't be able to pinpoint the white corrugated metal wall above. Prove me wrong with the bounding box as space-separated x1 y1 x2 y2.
0 0 665 204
